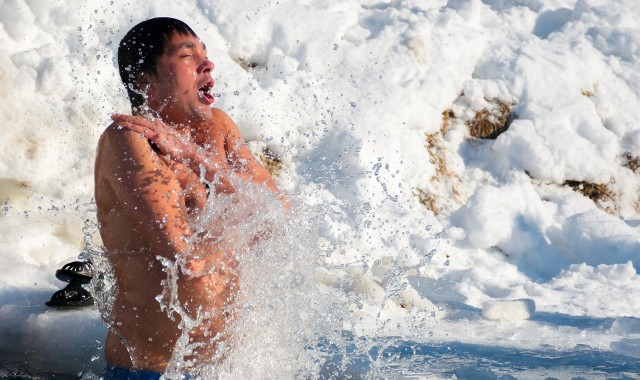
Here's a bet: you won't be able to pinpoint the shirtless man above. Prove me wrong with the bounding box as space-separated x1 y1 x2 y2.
94 17 282 377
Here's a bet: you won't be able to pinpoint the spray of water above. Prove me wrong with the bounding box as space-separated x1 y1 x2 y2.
91 174 350 379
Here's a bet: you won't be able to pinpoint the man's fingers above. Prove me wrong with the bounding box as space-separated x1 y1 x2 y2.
111 113 142 124
118 121 159 139
111 114 155 128
110 114 182 156
115 121 139 133
119 121 145 133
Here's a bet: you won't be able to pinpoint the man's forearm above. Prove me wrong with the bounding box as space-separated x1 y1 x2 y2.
180 145 237 193
184 145 279 195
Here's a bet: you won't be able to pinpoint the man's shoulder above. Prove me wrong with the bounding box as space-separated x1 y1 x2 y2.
209 108 238 131
195 108 238 142
211 107 232 122
98 121 149 154
99 121 132 142
95 121 157 177
211 108 245 140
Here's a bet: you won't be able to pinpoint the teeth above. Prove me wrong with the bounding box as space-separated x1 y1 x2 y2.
198 83 213 100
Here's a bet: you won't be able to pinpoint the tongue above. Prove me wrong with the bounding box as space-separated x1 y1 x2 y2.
199 89 214 103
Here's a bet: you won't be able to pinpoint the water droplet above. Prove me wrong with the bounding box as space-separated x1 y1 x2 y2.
333 44 339 50
349 101 357 107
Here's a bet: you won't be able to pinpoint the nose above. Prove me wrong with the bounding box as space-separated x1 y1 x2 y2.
198 57 214 74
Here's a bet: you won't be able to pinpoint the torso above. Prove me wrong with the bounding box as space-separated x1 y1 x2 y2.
160 156 208 213
94 111 231 372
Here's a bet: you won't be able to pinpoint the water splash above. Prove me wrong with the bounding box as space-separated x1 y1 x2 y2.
91 174 348 378
166 177 347 378
87 170 449 378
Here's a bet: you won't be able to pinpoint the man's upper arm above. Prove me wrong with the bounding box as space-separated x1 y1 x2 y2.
214 109 280 192
98 126 191 256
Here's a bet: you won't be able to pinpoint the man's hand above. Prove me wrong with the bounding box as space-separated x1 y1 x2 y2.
111 114 195 162
111 113 237 193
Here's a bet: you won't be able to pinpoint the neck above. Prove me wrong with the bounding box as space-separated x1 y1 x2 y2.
134 106 195 139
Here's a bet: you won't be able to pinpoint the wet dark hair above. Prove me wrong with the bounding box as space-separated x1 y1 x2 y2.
118 17 196 112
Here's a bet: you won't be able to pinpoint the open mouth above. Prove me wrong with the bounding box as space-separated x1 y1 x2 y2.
198 81 215 104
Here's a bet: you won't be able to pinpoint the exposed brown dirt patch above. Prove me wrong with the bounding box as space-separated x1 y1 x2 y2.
416 110 464 215
257 147 283 177
564 180 614 205
624 153 640 173
466 99 514 139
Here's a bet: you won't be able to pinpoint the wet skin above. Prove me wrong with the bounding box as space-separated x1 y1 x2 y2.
94 32 281 372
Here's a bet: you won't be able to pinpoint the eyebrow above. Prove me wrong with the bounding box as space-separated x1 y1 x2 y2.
171 41 207 53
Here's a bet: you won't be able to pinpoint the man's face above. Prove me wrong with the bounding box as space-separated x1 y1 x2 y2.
143 32 215 125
